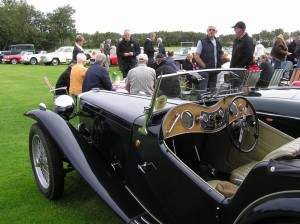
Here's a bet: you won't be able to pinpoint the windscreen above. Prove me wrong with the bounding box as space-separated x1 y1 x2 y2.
158 68 247 102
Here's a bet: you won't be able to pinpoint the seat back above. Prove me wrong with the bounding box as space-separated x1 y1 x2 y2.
230 137 300 184
244 70 261 89
263 137 300 160
281 60 293 79
268 69 285 87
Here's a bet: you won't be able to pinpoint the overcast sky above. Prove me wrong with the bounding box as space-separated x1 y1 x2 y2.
25 0 299 36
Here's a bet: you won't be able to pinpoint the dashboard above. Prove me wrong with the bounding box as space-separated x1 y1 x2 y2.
162 95 249 139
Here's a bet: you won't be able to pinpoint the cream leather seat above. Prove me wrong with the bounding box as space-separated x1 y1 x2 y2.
230 137 300 184
209 137 300 198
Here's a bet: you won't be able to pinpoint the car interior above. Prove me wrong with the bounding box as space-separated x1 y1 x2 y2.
161 95 299 198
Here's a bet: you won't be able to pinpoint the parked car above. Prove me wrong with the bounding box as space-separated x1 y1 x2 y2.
245 87 300 138
173 47 197 67
21 51 47 65
25 68 300 223
3 51 33 64
0 44 35 56
40 46 74 66
90 46 118 66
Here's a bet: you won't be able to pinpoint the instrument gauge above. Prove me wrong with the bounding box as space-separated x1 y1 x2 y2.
202 113 208 122
181 111 194 129
230 102 238 118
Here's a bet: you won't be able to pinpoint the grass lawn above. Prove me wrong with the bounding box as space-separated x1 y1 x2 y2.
0 63 123 223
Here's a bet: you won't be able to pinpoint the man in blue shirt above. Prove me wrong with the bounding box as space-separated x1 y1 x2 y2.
82 53 113 92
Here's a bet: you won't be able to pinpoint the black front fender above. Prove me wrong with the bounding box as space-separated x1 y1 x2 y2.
25 109 133 221
25 109 82 155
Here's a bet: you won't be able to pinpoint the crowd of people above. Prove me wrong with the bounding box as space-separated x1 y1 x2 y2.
55 21 300 99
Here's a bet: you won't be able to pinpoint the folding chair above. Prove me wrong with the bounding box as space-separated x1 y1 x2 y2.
280 61 293 85
43 76 68 96
268 69 285 88
243 70 261 89
289 68 300 86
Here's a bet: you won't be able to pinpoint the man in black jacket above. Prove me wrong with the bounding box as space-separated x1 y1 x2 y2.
230 21 254 69
72 35 91 63
287 37 299 66
155 54 181 98
144 32 157 67
117 29 140 78
72 35 85 61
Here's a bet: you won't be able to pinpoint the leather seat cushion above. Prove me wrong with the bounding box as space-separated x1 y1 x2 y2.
230 161 258 183
207 180 238 198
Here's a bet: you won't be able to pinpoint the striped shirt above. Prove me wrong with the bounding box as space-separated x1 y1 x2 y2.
125 64 156 95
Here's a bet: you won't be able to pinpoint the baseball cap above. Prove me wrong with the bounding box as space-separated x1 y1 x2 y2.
231 21 246 29
137 54 148 61
155 53 166 61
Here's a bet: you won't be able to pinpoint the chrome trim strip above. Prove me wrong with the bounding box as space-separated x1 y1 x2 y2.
125 186 163 224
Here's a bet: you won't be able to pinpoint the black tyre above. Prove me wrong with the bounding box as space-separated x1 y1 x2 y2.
30 57 37 65
51 58 59 66
29 123 64 200
11 58 18 64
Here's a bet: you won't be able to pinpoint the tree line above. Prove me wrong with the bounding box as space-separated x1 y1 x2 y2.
1 0 299 52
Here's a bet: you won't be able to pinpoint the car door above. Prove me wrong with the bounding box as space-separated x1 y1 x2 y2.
60 47 73 63
125 127 223 224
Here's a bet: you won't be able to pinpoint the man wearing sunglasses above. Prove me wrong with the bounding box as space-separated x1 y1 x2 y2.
194 25 223 91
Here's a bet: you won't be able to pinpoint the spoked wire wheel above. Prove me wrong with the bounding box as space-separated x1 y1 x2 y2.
29 124 64 200
31 133 50 188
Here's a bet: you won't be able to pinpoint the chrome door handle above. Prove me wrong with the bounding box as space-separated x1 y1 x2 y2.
138 162 157 174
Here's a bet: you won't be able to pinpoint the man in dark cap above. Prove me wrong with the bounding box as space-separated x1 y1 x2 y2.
230 21 254 69
154 53 181 98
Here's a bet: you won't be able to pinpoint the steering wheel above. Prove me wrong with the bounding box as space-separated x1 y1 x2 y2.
226 96 259 152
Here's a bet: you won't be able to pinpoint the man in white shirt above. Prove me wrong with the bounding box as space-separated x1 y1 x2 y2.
254 41 267 61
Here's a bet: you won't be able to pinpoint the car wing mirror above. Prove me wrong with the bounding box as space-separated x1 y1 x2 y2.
138 75 163 135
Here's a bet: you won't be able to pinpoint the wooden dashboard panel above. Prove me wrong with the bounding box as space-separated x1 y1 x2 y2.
162 96 254 139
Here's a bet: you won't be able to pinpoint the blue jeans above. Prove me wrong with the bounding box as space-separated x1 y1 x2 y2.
297 58 300 68
196 72 208 100
273 58 282 69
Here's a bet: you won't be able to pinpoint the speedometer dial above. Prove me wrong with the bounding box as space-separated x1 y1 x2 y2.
181 111 194 129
